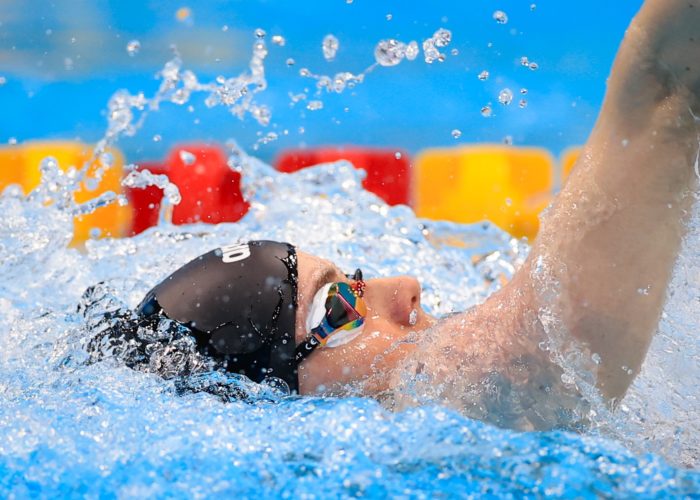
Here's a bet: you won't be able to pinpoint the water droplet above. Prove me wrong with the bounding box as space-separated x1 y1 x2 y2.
529 62 539 71
493 10 508 24
561 373 574 385
481 105 492 118
498 88 513 105
519 99 528 108
408 308 418 326
153 134 162 142
179 150 196 165
394 152 402 159
306 100 323 111
386 13 393 21
405 41 419 61
286 58 295 66
478 70 489 81
99 152 114 168
126 40 141 57
374 39 406 66
451 129 462 139
272 35 285 46
433 28 452 48
322 34 339 61
254 28 266 39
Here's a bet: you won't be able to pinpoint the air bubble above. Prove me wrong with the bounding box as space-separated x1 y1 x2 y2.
153 134 162 142
529 62 539 71
520 88 528 95
493 10 508 24
286 58 295 67
519 99 528 108
481 105 492 118
394 152 402 159
254 28 266 39
386 14 393 21
478 70 489 81
272 35 286 46
451 129 462 139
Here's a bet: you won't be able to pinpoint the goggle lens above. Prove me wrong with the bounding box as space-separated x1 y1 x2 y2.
305 274 366 348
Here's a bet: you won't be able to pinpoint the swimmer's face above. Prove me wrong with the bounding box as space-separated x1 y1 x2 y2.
295 250 435 394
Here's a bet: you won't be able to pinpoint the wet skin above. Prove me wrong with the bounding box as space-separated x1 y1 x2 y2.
295 251 436 394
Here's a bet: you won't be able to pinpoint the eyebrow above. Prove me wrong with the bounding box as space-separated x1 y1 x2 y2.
309 265 341 298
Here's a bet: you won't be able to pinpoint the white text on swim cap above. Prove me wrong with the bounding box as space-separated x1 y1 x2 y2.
220 243 251 263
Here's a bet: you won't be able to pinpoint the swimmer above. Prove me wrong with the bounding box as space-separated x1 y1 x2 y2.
83 0 699 427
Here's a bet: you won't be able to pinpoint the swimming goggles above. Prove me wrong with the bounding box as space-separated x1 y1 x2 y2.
294 269 366 363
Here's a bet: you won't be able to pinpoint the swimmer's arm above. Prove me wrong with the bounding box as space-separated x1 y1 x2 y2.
470 0 700 401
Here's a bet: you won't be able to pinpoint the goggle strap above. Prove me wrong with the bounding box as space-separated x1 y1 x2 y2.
294 336 321 364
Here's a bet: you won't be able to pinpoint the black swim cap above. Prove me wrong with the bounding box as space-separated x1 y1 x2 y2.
137 240 300 392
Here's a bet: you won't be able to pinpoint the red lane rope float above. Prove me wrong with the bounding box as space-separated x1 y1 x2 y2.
275 146 411 206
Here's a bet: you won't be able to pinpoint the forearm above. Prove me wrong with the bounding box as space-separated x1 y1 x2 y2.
515 0 700 400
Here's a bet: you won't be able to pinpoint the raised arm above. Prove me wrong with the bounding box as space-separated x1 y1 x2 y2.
506 0 700 400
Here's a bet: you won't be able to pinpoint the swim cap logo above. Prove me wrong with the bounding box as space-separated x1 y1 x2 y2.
220 243 251 264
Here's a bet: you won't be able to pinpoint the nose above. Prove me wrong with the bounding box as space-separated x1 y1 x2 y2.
362 275 423 326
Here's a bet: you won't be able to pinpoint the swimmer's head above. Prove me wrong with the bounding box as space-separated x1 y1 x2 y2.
138 240 434 395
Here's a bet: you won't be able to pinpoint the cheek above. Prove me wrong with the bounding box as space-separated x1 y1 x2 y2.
298 318 418 393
